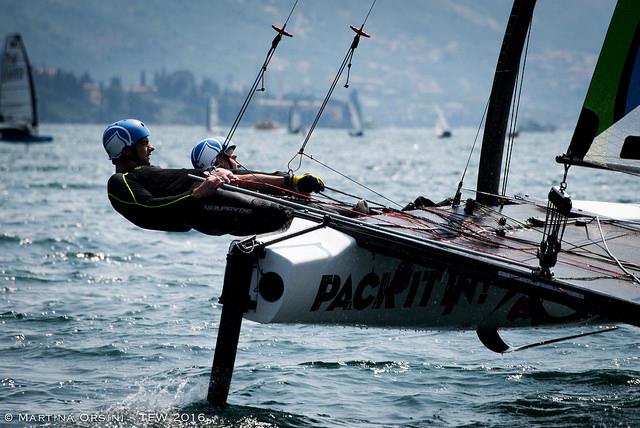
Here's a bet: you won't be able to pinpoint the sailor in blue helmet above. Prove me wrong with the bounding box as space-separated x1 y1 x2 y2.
103 119 307 236
190 137 326 194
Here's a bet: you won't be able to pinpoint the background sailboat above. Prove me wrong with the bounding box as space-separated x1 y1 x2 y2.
434 104 452 138
288 100 303 134
0 33 52 143
348 90 364 137
206 96 220 132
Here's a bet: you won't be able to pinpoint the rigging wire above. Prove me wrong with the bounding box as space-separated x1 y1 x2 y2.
221 0 299 150
452 98 490 207
287 0 376 171
501 82 519 196
277 0 399 210
501 15 532 197
322 185 388 208
302 152 402 208
201 0 305 197
454 6 533 206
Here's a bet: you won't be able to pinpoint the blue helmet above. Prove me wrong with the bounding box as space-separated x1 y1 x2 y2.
191 137 236 169
102 119 150 160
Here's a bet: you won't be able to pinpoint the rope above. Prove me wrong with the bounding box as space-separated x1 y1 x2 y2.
450 192 640 280
595 216 640 283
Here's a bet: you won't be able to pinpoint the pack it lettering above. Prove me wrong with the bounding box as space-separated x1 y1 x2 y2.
310 270 488 313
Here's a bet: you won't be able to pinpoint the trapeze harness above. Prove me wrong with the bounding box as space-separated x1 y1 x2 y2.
107 166 293 236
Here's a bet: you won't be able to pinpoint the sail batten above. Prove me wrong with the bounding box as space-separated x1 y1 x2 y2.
561 0 640 175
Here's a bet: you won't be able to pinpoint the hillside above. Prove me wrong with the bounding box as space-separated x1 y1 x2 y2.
1 0 616 127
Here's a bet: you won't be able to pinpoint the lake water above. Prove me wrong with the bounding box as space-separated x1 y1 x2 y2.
2 124 640 427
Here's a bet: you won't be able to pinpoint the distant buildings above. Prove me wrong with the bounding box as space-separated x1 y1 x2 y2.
33 66 353 128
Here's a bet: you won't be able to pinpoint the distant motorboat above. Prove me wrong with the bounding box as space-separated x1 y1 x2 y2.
518 119 557 133
0 33 52 143
254 120 278 130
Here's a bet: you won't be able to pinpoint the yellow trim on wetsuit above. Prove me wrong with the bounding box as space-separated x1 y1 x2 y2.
108 172 193 209
122 173 138 203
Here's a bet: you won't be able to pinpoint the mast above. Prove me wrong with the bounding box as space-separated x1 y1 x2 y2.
476 0 536 205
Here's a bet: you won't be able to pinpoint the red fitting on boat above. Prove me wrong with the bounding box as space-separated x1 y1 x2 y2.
350 25 371 38
272 24 293 37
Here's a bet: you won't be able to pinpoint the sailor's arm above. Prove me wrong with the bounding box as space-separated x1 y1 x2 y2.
231 172 325 194
191 169 233 199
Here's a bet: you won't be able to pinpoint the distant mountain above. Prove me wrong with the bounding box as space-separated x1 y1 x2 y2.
1 0 615 127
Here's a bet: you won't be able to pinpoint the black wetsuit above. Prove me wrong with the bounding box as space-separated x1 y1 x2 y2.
107 166 293 236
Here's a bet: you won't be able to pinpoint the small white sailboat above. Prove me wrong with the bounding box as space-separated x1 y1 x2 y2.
347 91 364 137
0 33 52 143
206 97 220 132
434 105 452 138
288 101 303 134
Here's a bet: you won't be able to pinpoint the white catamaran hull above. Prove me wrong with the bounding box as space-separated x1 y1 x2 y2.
245 218 586 330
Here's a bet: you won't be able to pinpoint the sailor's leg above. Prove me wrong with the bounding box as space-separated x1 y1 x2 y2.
189 189 293 236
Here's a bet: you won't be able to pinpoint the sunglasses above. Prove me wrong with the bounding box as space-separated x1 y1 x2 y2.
214 144 236 166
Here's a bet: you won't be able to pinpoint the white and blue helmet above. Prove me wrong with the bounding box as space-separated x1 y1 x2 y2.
190 137 236 169
102 119 150 160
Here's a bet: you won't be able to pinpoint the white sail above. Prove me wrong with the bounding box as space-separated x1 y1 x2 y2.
434 105 451 138
0 34 35 131
288 101 302 134
0 33 51 142
347 90 364 137
206 97 219 131
348 100 363 136
560 0 640 175
581 105 640 175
